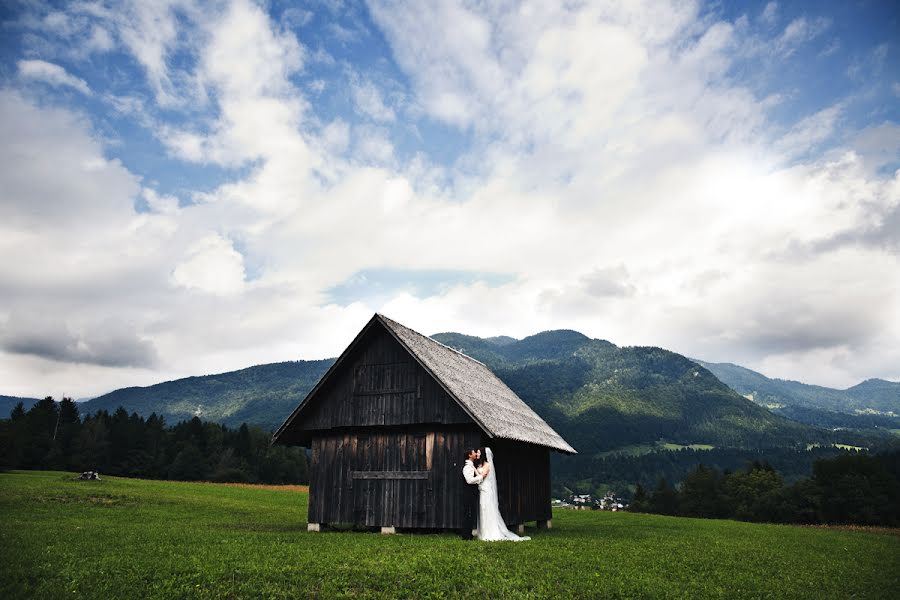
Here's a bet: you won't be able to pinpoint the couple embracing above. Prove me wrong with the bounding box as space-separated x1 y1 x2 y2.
460 447 530 542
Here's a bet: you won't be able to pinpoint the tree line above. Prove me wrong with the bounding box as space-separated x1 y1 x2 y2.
0 397 308 484
629 452 900 527
552 444 868 499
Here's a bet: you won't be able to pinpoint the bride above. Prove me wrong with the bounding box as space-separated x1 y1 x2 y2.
476 447 530 542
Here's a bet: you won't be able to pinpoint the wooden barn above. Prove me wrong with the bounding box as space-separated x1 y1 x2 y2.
272 313 576 534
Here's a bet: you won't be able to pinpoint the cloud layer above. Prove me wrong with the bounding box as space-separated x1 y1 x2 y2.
1 0 898 397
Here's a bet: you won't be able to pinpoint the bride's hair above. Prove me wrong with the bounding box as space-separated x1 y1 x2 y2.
476 447 488 467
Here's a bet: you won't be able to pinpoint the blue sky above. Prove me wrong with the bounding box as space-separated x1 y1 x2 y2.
0 1 898 396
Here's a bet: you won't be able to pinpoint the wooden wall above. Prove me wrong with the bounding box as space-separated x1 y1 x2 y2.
308 427 483 529
294 322 554 531
293 327 471 438
308 428 551 529
486 439 552 525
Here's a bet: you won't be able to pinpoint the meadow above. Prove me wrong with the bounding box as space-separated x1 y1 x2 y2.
0 471 897 599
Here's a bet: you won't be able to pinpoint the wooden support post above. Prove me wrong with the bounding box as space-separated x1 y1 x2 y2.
516 523 525 535
308 523 322 532
381 526 396 535
537 519 552 530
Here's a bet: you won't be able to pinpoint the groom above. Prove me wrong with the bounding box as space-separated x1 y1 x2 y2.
460 447 483 540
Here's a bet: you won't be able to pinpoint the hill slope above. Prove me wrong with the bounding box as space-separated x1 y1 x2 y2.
73 330 818 454
0 395 40 418
3 328 847 458
432 331 815 456
696 361 900 427
81 360 334 428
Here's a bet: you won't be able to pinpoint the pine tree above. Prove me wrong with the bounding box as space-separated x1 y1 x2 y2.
10 402 26 421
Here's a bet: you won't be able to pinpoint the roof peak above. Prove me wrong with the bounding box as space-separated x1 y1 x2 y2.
275 312 576 454
376 313 486 367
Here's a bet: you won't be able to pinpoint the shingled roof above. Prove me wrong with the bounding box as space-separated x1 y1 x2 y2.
273 313 576 454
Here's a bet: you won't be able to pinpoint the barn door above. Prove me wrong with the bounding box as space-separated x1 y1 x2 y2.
352 435 373 526
350 432 432 528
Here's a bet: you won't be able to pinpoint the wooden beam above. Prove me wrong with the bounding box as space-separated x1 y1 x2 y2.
352 388 418 396
351 470 430 480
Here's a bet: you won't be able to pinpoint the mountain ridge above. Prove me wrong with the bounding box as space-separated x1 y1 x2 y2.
79 359 335 429
430 332 816 456
6 329 892 452
695 360 899 419
1 395 40 418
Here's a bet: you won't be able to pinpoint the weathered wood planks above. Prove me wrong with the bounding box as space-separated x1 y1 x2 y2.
296 323 554 531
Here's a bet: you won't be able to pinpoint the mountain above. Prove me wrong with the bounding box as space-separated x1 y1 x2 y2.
81 360 334 429
696 361 900 428
484 335 517 347
1 395 40 418
846 379 900 412
12 329 882 495
431 331 816 457
9 330 851 457
52 329 820 455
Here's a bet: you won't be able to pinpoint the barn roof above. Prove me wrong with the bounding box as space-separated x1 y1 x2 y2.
273 313 576 454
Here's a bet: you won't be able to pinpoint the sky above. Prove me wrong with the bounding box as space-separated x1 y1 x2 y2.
0 0 898 399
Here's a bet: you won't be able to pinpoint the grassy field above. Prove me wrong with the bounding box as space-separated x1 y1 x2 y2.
1 471 897 599
597 441 716 458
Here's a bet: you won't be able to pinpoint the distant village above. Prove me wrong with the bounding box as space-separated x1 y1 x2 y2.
553 492 627 511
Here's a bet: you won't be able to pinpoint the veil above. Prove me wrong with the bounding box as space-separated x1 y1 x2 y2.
477 447 530 542
485 447 497 488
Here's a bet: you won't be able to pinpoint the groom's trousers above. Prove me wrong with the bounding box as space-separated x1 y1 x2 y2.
459 482 478 539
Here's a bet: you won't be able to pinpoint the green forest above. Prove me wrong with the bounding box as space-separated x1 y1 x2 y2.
629 452 900 527
3 328 897 507
0 397 308 485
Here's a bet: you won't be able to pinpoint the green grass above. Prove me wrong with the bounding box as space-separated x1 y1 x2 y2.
598 441 715 458
1 471 897 599
806 443 868 451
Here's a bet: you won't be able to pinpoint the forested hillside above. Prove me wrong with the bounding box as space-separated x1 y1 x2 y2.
75 330 821 454
1 395 39 418
431 331 896 497
82 360 334 429
697 360 900 428
432 330 816 454
8 329 898 494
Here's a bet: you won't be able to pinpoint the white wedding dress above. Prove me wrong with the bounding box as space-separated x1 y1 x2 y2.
477 447 530 542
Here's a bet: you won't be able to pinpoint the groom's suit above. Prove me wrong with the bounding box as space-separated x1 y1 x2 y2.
460 459 483 539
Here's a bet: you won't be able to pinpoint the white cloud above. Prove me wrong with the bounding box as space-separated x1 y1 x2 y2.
171 234 246 295
760 2 778 26
777 16 830 55
775 104 843 158
0 310 159 368
350 77 396 122
354 125 395 163
2 0 898 398
0 91 135 229
17 59 91 94
113 1 193 106
86 25 114 52
142 188 181 215
850 122 900 171
366 0 506 128
320 119 350 154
